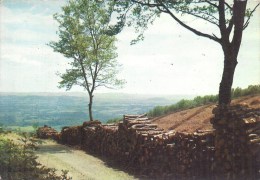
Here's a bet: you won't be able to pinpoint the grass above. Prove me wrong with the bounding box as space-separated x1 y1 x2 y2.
5 126 35 132
0 131 72 180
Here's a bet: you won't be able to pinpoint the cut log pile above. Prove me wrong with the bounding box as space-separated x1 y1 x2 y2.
36 125 59 140
37 106 260 179
60 125 82 146
212 105 260 179
81 120 119 156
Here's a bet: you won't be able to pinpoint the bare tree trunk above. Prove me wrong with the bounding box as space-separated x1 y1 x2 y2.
218 0 247 106
88 94 94 121
218 49 238 105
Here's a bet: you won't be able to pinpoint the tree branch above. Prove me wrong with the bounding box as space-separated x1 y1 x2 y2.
177 9 219 26
224 2 232 10
156 5 167 13
218 0 227 36
131 0 161 8
204 0 218 8
159 2 220 43
243 3 260 30
78 57 91 94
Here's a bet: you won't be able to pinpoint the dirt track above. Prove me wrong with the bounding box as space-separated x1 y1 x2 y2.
37 140 136 180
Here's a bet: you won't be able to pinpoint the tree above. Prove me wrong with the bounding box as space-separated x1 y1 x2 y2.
49 0 125 121
111 0 259 105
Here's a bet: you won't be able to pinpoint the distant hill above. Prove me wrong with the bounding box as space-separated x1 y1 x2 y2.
0 93 193 130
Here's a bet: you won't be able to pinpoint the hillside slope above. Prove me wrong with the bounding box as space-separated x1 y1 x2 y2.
152 95 260 133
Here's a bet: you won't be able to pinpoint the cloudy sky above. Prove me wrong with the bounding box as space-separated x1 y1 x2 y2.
0 0 259 95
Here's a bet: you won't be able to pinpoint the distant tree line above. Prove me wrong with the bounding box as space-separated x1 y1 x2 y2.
148 85 260 118
106 117 122 124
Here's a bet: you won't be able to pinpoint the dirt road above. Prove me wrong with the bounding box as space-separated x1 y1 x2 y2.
37 140 137 180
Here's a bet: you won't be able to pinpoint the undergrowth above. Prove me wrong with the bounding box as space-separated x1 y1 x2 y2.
0 131 72 180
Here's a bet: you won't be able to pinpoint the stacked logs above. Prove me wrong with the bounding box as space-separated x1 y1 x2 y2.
165 131 215 179
60 120 102 146
126 129 214 178
244 108 260 178
81 121 118 156
37 108 259 179
36 125 59 140
86 114 215 178
60 125 82 146
211 105 260 179
37 115 215 179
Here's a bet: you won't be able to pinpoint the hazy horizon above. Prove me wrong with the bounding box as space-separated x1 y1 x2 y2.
0 91 197 98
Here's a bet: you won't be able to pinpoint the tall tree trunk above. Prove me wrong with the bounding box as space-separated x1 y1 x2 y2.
218 0 247 106
218 49 238 105
88 94 94 121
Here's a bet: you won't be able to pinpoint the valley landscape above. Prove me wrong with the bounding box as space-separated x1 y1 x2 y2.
0 93 192 130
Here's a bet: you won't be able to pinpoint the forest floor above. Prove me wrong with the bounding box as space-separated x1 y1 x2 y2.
36 140 137 180
152 94 260 133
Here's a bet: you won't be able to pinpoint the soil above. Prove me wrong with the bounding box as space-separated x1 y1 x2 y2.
36 140 136 180
152 95 260 133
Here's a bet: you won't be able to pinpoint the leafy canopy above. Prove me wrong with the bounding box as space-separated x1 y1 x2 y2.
111 0 259 44
49 0 125 92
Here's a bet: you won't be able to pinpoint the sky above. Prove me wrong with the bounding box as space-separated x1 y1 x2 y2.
0 0 259 95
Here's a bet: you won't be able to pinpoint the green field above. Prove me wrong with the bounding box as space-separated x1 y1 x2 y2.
4 126 35 132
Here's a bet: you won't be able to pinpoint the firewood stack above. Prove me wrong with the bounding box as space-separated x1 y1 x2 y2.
81 120 119 155
36 125 59 140
244 108 260 179
78 120 102 151
118 114 165 160
127 128 215 178
36 107 259 179
211 104 260 179
60 125 82 146
117 114 215 178
164 131 215 179
99 124 119 156
36 115 215 179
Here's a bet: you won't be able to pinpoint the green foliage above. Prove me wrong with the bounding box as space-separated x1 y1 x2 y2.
149 106 167 117
112 1 260 106
148 94 219 117
49 0 125 91
49 0 125 120
112 1 160 44
232 85 260 98
112 0 257 44
0 132 71 180
106 117 122 124
32 122 39 132
148 85 260 118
